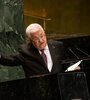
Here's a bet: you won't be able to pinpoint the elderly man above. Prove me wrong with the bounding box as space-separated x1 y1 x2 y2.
0 23 80 77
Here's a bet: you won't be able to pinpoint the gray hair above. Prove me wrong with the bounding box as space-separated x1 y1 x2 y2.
26 23 44 38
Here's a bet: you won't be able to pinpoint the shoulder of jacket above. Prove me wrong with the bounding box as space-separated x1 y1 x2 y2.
20 43 32 48
18 43 31 51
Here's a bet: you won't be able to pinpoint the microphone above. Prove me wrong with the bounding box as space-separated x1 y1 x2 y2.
76 48 90 57
61 48 80 64
68 48 79 59
64 48 83 72
61 48 90 64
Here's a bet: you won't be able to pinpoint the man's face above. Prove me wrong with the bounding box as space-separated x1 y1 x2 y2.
30 29 47 50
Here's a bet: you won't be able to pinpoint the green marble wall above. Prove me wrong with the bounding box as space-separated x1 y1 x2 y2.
0 0 25 82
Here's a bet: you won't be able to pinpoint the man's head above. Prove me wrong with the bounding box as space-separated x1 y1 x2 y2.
26 23 47 50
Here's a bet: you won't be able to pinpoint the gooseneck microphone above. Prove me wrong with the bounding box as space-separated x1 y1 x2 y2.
68 48 79 59
65 48 83 72
76 48 90 57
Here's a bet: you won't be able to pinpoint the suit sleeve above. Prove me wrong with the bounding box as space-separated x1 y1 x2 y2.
0 51 23 66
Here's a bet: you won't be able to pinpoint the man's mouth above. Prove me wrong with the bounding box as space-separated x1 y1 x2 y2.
40 42 44 45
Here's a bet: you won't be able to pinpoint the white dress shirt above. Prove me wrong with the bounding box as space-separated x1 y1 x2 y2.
39 45 53 72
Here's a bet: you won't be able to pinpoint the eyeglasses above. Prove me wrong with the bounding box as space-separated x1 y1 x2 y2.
32 34 46 42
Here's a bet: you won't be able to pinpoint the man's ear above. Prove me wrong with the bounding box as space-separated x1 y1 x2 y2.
26 35 31 43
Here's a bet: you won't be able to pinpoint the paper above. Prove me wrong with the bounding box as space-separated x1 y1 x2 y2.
65 60 82 72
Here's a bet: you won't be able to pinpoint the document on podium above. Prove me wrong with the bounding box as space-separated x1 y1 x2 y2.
65 60 83 72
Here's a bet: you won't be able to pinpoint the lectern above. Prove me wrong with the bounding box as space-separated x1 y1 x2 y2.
57 72 90 100
0 72 89 100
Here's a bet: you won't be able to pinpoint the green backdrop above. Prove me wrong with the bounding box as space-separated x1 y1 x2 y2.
0 0 25 82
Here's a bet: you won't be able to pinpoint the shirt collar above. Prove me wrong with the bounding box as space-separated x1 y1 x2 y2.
39 45 48 54
44 45 49 50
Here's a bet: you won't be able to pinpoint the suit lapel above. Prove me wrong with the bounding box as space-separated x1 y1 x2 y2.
48 41 57 68
29 43 48 69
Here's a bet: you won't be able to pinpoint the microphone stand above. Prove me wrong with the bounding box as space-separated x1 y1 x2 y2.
61 48 90 71
76 48 90 57
68 48 79 59
61 57 90 64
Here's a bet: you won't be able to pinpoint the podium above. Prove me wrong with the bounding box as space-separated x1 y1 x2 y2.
0 72 89 100
58 72 90 100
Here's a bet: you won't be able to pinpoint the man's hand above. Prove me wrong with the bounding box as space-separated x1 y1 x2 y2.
74 66 80 70
65 60 82 72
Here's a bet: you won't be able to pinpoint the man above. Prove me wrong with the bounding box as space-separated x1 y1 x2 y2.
0 23 79 77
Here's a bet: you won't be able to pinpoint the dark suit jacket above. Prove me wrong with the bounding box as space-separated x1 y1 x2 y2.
0 40 64 77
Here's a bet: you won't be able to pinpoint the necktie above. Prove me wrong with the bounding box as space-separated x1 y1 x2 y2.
41 50 47 66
